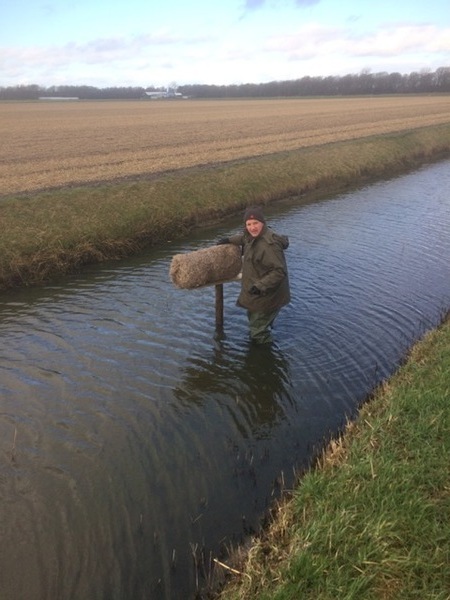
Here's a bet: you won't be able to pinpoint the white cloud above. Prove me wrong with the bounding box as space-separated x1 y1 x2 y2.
265 23 343 55
350 25 450 57
265 22 450 62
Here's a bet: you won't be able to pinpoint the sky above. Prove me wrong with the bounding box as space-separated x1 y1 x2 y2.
1 0 450 89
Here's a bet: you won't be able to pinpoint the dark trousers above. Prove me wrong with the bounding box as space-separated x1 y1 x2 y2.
247 309 280 344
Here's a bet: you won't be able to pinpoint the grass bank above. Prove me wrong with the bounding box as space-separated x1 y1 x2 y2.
216 313 450 600
1 124 450 290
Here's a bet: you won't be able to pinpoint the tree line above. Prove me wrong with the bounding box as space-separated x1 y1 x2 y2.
1 67 449 101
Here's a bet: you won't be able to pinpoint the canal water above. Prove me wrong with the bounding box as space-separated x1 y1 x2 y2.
1 160 450 599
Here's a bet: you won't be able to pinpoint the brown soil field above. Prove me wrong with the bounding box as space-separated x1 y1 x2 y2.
2 96 450 196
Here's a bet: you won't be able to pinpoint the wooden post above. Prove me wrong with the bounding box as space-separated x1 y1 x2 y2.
215 283 224 330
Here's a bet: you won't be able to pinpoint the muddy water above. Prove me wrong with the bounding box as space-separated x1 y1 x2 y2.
1 160 450 599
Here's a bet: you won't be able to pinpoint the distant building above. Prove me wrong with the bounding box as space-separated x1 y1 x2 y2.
144 90 183 99
39 97 79 101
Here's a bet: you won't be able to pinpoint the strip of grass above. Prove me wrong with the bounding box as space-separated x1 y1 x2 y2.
218 314 450 600
1 124 450 290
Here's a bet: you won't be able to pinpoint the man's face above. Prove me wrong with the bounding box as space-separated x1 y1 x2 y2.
246 219 264 238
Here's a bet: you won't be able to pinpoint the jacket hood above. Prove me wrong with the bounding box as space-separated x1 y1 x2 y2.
259 227 289 250
277 233 289 250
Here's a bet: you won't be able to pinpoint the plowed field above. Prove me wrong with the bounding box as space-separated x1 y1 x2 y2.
2 96 450 195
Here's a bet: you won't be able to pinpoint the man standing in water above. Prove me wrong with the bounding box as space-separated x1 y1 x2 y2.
219 207 291 344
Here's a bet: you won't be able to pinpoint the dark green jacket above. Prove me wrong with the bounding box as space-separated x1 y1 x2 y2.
229 225 291 313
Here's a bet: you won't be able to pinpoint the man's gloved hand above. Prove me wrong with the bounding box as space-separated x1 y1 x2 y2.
217 237 230 245
249 285 261 295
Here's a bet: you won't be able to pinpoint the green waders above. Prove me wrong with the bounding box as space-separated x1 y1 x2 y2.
247 309 280 344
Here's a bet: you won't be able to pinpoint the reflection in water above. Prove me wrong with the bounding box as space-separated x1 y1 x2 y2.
175 341 292 439
0 160 450 599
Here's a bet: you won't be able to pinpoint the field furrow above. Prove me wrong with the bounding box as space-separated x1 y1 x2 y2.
2 97 450 195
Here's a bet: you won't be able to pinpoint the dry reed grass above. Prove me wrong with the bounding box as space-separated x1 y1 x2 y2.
2 96 450 195
170 244 242 289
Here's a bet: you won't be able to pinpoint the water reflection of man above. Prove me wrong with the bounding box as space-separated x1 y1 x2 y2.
174 342 292 438
218 207 291 344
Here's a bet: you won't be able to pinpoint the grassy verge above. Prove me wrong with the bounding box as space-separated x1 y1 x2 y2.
1 124 450 290
217 314 450 600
